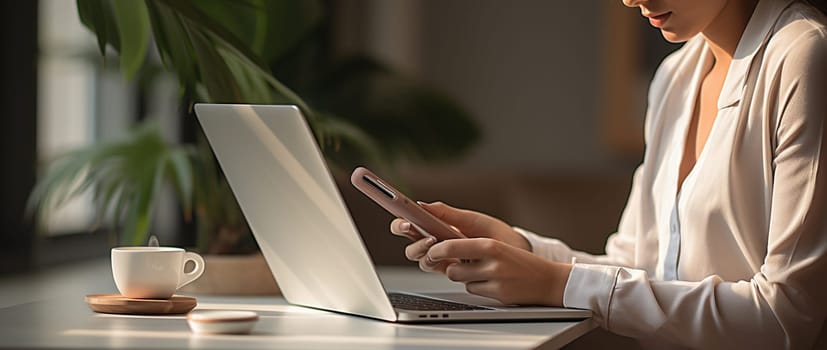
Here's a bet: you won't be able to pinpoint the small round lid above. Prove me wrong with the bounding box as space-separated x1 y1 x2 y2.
187 310 259 323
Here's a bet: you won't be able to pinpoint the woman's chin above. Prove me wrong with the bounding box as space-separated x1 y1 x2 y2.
660 29 694 43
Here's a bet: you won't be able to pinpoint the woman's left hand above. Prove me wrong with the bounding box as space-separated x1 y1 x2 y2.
427 237 572 306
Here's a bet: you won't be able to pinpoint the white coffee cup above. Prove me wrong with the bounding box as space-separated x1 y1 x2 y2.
111 247 205 299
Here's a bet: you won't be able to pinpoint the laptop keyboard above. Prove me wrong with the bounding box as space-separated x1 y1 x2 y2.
388 292 493 311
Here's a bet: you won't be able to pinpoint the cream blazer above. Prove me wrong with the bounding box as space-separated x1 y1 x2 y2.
516 0 827 348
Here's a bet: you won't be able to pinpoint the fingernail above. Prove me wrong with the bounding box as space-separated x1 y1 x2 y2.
425 254 437 264
416 201 427 206
425 237 437 246
400 222 411 231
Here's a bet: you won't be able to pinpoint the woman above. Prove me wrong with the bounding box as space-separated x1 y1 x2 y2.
391 0 827 348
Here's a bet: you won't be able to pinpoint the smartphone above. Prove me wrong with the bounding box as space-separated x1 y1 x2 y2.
351 167 465 241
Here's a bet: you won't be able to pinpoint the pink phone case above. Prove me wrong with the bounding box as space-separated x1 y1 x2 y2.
351 167 465 241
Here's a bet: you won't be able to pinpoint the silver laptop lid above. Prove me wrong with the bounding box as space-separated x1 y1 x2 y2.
194 104 396 321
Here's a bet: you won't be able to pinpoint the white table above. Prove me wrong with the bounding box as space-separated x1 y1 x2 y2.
0 259 595 349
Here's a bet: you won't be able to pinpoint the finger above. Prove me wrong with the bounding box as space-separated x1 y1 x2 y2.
427 238 500 261
465 281 505 303
404 237 437 261
418 255 454 274
390 219 425 241
419 201 487 235
444 261 487 283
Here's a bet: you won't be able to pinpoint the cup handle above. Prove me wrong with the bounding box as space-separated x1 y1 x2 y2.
178 252 205 289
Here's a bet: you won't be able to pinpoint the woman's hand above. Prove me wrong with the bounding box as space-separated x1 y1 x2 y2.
389 201 570 306
390 201 530 273
430 238 571 306
390 201 531 250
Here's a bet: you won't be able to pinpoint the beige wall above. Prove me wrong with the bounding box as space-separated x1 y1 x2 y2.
416 1 617 172
345 1 654 171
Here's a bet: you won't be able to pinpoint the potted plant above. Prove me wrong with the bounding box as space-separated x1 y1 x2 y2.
28 0 479 294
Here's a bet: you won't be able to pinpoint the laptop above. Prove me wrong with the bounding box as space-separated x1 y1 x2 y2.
194 103 591 323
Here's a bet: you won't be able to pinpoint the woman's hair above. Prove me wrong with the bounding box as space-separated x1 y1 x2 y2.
806 0 827 15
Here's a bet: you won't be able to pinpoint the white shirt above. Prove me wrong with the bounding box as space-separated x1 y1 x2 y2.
516 1 827 348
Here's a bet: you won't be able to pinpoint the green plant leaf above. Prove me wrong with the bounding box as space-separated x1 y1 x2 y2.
191 0 261 49
27 148 96 229
153 0 314 116
95 175 124 228
76 0 120 57
112 0 150 80
144 1 198 87
113 123 164 245
167 147 194 220
219 46 278 104
245 0 323 62
185 27 242 102
310 57 480 163
28 120 200 245
314 112 384 166
127 155 167 246
112 189 132 241
155 0 268 69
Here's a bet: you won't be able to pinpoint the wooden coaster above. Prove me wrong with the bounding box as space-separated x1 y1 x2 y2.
85 294 197 315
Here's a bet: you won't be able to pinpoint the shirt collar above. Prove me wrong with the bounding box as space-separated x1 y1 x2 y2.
718 0 795 109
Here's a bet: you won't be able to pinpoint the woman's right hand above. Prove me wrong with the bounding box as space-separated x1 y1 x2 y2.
389 201 532 274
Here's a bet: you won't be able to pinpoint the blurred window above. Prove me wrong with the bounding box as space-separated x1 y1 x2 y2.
37 0 134 235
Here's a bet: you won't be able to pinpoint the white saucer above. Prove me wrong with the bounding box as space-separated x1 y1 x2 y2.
187 310 259 334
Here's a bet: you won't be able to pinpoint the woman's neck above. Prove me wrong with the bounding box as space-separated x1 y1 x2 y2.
702 0 760 66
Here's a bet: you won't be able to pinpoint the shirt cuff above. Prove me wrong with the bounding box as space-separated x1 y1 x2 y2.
512 226 539 252
563 263 621 328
